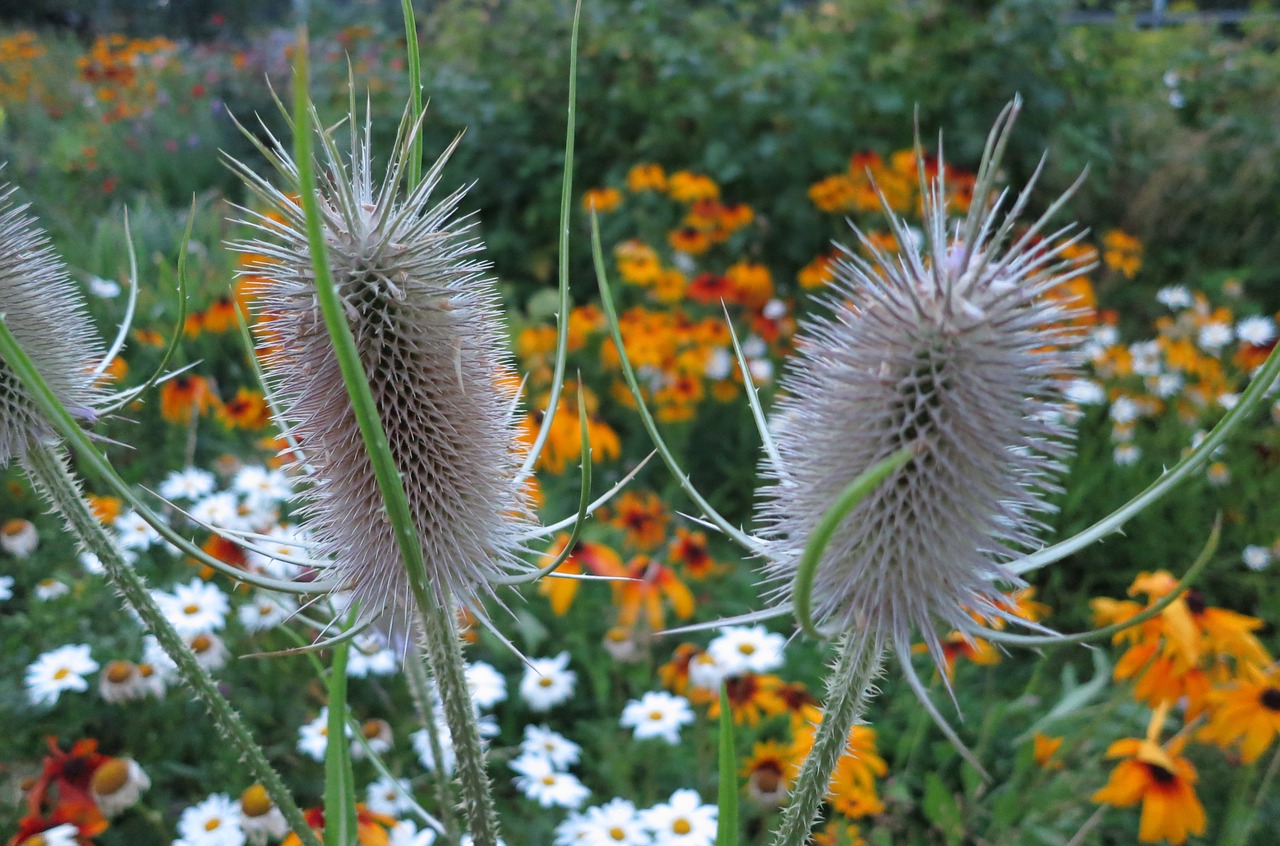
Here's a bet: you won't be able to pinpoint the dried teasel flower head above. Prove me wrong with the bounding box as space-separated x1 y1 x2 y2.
756 102 1091 670
0 181 105 468
226 111 538 630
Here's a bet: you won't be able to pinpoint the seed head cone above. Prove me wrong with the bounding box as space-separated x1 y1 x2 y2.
757 150 1087 663
0 182 105 468
228 117 538 627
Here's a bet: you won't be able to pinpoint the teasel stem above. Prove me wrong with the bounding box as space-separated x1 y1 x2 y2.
418 595 501 845
20 440 321 846
405 640 461 843
770 633 884 846
292 30 502 845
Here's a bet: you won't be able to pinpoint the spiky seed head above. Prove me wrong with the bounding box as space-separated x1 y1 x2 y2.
0 182 105 468
227 113 538 630
757 111 1088 667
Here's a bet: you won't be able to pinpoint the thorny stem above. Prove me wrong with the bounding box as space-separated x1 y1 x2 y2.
770 634 884 846
22 440 322 846
405 640 461 843
417 591 501 846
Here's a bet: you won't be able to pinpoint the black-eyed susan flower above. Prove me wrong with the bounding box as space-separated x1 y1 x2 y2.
1202 663 1280 763
1092 735 1205 844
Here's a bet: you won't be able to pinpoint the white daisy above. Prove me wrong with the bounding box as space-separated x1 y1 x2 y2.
1113 444 1142 467
388 821 438 846
1 517 38 557
33 578 69 601
186 632 229 672
1063 379 1105 406
20 824 79 846
620 691 695 745
643 789 717 846
99 660 150 703
189 491 247 531
365 774 417 817
350 718 394 760
176 793 245 846
159 467 217 501
1237 315 1277 347
520 725 581 770
347 633 399 678
26 643 98 706
153 578 229 635
242 524 308 580
466 661 507 709
557 799 649 846
237 594 294 633
297 708 350 762
87 275 121 298
1243 545 1272 572
232 465 294 510
519 652 577 712
0 574 13 601
90 758 150 817
510 754 590 808
703 348 733 381
1155 285 1192 310
706 625 785 676
1197 321 1234 354
115 510 161 551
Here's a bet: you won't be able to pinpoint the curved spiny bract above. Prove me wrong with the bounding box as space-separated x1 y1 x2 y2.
0 182 105 468
756 153 1087 671
228 114 537 633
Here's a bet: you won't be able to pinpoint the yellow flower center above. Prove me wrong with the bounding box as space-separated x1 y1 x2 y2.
53 668 71 680
241 784 272 817
363 720 383 739
737 643 756 655
2 519 25 536
672 819 692 835
204 817 222 832
541 776 557 785
648 710 664 721
608 827 626 841
183 603 201 615
191 635 212 653
91 758 129 795
538 677 554 687
105 661 135 684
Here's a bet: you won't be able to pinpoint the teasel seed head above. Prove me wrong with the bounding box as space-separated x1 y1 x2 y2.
0 181 105 468
227 113 538 631
757 109 1089 669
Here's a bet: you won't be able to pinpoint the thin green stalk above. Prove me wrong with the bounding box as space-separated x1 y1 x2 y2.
770 634 884 846
406 640 461 843
22 441 321 846
1218 745 1280 846
716 684 739 846
291 30 500 844
323 638 357 846
400 0 423 190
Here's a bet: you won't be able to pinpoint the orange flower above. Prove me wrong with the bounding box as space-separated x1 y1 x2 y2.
582 187 622 214
87 494 122 525
668 226 712 255
668 527 720 579
658 643 702 695
614 555 694 631
218 388 271 430
699 672 785 726
536 534 625 616
1092 736 1204 844
1202 664 1280 763
798 253 837 290
667 171 719 203
626 163 667 193
1102 230 1143 279
281 805 396 846
686 272 734 305
725 262 773 309
201 296 239 333
160 375 219 424
1032 732 1064 770
611 491 669 549
792 723 887 819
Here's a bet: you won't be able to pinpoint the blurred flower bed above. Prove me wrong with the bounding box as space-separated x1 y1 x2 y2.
1 2 1279 845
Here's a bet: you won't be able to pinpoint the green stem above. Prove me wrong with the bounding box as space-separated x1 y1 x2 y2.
406 640 461 843
323 638 356 846
417 594 500 845
22 441 321 846
1218 745 1280 846
770 634 884 846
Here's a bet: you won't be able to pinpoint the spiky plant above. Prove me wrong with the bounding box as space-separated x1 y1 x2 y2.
226 114 540 633
0 182 105 468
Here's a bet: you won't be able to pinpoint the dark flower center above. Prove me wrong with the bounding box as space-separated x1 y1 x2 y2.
1184 590 1206 615
1261 687 1280 711
1144 762 1176 785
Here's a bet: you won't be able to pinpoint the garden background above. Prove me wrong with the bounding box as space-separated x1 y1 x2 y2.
1 1 1279 844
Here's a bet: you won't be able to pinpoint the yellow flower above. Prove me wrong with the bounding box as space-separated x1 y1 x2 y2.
667 170 719 203
1202 664 1280 763
1032 732 1064 770
626 163 667 193
1102 230 1143 278
1092 735 1205 844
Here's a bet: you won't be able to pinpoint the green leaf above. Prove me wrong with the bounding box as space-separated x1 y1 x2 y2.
921 773 964 846
715 684 739 846
323 638 357 846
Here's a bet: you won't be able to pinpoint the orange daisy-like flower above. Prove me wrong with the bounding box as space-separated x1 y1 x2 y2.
1032 732 1064 770
686 272 734 305
160 374 220 424
614 555 694 632
741 740 794 808
703 672 786 727
1102 229 1143 279
667 527 721 579
281 804 397 846
658 643 702 695
1092 735 1205 844
536 533 625 616
610 490 669 549
792 723 887 819
1202 664 1280 763
582 187 622 214
626 163 667 193
217 388 271 430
